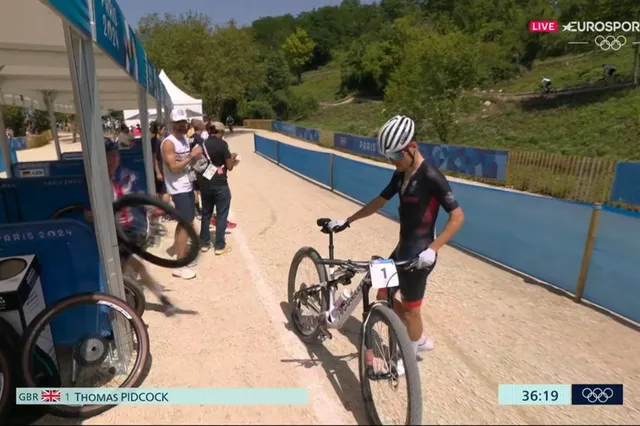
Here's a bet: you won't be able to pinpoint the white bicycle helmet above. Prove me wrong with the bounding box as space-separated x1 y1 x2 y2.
377 115 415 155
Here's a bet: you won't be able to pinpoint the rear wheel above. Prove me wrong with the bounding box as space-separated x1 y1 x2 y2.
287 247 327 344
123 276 146 318
359 304 422 425
0 345 15 423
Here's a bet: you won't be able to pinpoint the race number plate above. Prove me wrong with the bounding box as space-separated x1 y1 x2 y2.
369 258 399 289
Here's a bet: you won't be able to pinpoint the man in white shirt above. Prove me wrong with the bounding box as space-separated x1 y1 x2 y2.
161 108 203 280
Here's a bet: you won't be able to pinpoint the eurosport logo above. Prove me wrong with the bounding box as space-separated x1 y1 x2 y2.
562 21 640 32
581 387 614 403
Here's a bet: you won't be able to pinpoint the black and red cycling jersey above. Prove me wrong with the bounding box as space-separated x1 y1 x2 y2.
380 160 458 257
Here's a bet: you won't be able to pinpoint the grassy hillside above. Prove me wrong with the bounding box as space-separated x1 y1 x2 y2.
290 62 343 103
295 49 640 160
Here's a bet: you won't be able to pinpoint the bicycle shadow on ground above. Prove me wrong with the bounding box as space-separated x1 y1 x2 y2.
145 302 199 316
279 302 370 425
519 81 634 111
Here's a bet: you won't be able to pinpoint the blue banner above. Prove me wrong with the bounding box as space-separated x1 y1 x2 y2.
609 162 640 206
146 62 157 98
419 143 508 181
334 133 382 158
0 220 105 345
124 25 139 81
272 121 296 137
294 126 320 144
254 135 278 163
136 45 147 90
9 137 26 151
93 0 126 69
0 147 18 174
47 0 92 39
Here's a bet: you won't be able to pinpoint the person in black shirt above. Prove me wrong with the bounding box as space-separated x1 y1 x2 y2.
190 120 206 218
196 121 240 254
150 121 171 206
326 115 464 360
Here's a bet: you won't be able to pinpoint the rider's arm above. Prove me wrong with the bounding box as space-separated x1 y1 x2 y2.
161 139 193 174
426 168 464 252
347 172 400 224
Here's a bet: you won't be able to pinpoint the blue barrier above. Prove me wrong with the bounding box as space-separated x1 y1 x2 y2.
333 155 399 220
609 162 640 206
0 146 18 174
9 137 26 150
0 220 106 345
0 176 89 223
254 136 640 324
278 143 331 187
294 126 320 144
419 143 508 181
11 157 148 191
583 206 640 323
254 135 278 162
334 133 382 159
272 121 297 137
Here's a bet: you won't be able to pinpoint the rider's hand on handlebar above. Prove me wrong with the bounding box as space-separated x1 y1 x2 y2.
328 219 350 233
417 248 437 269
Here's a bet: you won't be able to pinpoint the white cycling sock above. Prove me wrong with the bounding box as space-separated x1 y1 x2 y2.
412 335 426 354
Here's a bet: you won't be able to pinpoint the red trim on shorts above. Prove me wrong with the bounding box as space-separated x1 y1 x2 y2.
403 299 422 309
377 289 388 299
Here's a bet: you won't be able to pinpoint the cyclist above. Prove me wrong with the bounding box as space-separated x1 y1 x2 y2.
86 138 177 316
326 115 465 358
603 64 616 81
540 77 552 93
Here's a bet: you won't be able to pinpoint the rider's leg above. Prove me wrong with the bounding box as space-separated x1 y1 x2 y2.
398 268 435 355
121 253 177 315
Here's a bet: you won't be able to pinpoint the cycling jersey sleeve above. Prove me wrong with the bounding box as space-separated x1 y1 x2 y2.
380 171 401 200
426 166 459 212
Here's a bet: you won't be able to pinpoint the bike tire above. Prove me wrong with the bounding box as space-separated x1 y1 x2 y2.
124 276 146 318
20 293 150 418
51 204 86 220
113 193 199 268
287 246 328 344
359 304 422 425
0 345 15 423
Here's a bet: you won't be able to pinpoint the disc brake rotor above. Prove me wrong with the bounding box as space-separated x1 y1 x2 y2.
73 335 110 367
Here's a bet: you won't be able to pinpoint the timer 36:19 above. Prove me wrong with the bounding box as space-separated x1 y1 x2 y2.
522 390 559 402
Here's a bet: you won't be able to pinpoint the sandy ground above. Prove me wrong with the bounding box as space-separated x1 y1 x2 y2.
6 132 640 425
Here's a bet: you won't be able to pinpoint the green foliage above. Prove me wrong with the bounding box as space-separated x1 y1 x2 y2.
2 106 25 136
282 28 316 82
238 99 274 119
32 110 51 133
385 31 481 142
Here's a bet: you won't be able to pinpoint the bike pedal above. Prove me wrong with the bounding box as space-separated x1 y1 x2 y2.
319 329 333 340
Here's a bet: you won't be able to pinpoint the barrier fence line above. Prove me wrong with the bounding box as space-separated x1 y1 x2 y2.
252 133 640 325
259 119 636 208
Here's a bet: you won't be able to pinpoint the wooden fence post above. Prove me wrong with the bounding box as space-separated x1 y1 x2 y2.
575 203 602 302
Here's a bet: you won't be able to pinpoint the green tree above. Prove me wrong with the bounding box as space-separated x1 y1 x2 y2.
282 28 316 83
2 106 25 136
385 31 481 143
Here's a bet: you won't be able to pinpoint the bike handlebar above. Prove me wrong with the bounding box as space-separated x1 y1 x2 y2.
318 258 419 271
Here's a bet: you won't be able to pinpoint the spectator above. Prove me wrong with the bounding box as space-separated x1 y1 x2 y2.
190 120 206 218
117 123 135 148
133 123 142 136
195 121 240 254
150 121 171 208
161 108 203 279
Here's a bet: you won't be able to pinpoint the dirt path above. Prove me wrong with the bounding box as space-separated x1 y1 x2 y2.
12 133 640 424
471 80 634 101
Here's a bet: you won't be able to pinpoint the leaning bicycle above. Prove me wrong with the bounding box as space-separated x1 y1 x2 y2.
287 218 422 425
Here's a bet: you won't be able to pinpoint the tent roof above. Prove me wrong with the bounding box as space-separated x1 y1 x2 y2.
159 70 201 105
0 0 162 114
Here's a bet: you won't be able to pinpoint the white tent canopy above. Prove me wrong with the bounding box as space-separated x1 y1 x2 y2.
0 1 159 113
123 69 203 127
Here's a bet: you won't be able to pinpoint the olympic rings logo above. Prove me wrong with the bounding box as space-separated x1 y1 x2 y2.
581 387 614 403
594 35 626 51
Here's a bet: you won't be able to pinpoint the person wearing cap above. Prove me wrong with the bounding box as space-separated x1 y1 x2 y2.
161 108 204 280
85 138 177 315
195 121 240 254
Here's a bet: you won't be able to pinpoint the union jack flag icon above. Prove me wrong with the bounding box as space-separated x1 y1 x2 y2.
41 389 61 403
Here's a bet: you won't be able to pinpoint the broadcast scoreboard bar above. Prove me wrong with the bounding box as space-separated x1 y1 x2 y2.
498 384 624 406
17 388 308 405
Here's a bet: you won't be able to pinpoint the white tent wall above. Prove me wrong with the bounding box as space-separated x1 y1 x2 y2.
123 69 202 127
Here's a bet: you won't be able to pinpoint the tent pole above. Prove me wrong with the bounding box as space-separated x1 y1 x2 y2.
44 91 62 160
0 103 12 177
63 24 131 368
138 87 155 196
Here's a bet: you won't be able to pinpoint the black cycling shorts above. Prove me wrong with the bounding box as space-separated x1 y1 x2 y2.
377 242 436 308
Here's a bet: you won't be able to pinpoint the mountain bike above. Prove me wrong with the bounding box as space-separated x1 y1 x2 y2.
288 218 423 425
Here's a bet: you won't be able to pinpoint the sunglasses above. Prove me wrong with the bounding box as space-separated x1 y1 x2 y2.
385 148 409 161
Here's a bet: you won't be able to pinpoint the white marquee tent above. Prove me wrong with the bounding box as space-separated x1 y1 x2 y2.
123 69 202 127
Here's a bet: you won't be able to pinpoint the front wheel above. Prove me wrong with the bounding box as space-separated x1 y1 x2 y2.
359 304 422 425
287 247 327 344
123 276 146 318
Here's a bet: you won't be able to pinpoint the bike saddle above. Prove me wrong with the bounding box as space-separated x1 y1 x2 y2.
317 218 332 234
371 255 384 261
